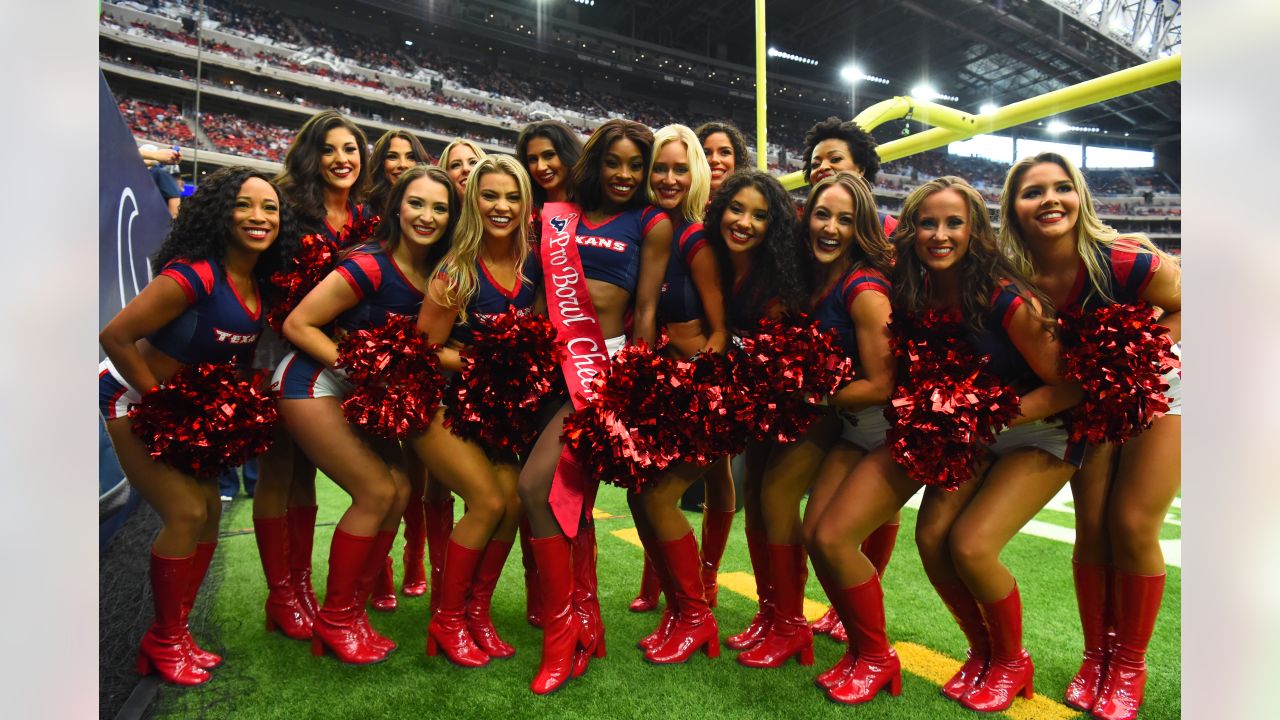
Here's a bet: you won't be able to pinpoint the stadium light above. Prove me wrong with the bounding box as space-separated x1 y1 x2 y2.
979 102 997 115
767 47 819 66
838 65 889 85
404 40 413 46
1047 120 1069 134
910 83 959 103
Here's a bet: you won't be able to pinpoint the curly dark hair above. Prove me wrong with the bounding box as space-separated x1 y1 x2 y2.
694 120 750 173
364 165 458 275
799 172 894 285
801 116 881 185
365 130 428 217
704 170 806 326
569 119 654 212
516 120 584 208
889 176 1050 331
274 110 369 232
152 166 299 282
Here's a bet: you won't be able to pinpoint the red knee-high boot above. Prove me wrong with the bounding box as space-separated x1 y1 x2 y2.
355 531 398 652
138 550 210 685
311 529 387 665
571 524 606 663
861 521 900 578
426 539 489 667
181 541 223 668
737 544 813 668
529 535 581 695
646 532 720 664
466 540 516 659
637 532 679 652
426 497 455 615
629 554 661 612
255 516 312 640
726 526 775 650
961 584 1035 712
933 580 992 701
287 505 320 622
1065 562 1112 710
827 575 902 704
401 483 428 596
700 509 735 609
1091 572 1166 720
813 571 855 690
371 555 398 612
519 515 542 627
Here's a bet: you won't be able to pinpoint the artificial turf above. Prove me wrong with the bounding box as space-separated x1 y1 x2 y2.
151 479 1181 719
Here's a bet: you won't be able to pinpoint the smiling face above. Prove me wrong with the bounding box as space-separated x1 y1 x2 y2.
913 188 971 274
808 184 856 265
475 171 523 241
383 137 417 185
809 138 861 186
320 127 360 191
1014 161 1081 245
230 177 281 254
600 137 645 206
703 132 736 192
720 185 770 254
445 144 480 198
398 174 451 248
650 141 692 212
525 136 566 195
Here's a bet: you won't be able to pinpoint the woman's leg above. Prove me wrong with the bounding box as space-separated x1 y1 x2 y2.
465 462 522 658
400 445 429 596
698 456 736 607
725 441 774 650
1064 442 1119 709
517 402 573 538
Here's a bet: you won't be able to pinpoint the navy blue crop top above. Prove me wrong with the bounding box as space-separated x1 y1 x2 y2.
965 282 1040 393
449 253 542 345
1064 238 1162 313
811 266 890 366
567 205 665 292
149 258 263 366
320 201 378 250
333 246 425 332
658 219 708 324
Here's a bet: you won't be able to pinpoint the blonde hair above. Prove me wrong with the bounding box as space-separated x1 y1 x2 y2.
998 152 1178 306
434 154 532 323
437 138 487 172
646 124 710 222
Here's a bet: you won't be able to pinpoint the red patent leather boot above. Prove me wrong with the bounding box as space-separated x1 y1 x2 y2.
287 505 320 622
519 516 542 627
1092 572 1166 720
371 555 398 612
311 529 387 665
1065 562 1112 710
181 541 223 668
529 535 582 695
646 532 720 664
700 508 735 608
961 584 1035 712
572 524 606 661
425 497 455 615
827 575 902 704
637 543 677 652
401 481 428 596
629 555 661 612
255 516 312 640
737 544 813 668
933 580 992 701
426 539 489 667
861 521 900 579
137 550 210 685
466 540 516 658
356 531 398 653
811 608 839 636
813 571 853 690
725 526 774 650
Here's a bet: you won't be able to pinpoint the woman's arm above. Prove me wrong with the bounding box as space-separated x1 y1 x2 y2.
1143 259 1181 344
688 244 728 354
418 277 465 372
1006 298 1083 427
99 275 193 393
632 216 673 345
830 291 895 411
281 271 361 369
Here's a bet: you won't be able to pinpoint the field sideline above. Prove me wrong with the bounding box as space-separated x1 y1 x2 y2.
152 479 1181 719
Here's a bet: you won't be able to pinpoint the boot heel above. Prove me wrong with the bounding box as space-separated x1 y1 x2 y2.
889 670 903 696
136 652 153 676
310 636 325 657
1021 678 1035 699
265 614 277 634
594 635 606 658
705 636 720 658
798 645 814 666
426 634 439 656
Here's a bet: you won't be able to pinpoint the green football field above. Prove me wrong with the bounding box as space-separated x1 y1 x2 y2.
152 479 1181 719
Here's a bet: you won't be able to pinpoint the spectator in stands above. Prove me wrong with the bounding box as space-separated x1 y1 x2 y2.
367 130 429 218
437 138 486 202
695 121 750 197
139 143 182 218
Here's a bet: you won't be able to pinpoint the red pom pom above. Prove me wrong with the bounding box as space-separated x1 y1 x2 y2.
265 233 339 333
561 342 692 492
335 213 380 249
679 350 753 464
735 316 855 443
884 310 1022 490
336 316 444 440
129 362 277 479
444 311 565 457
1057 302 1176 444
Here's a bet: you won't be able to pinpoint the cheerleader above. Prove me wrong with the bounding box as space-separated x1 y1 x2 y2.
514 119 584 627
517 119 673 694
695 121 749 195
275 166 457 664
366 130 428 221
406 155 539 667
438 138 486 202
99 167 296 684
252 110 374 643
999 153 1181 720
627 124 731 663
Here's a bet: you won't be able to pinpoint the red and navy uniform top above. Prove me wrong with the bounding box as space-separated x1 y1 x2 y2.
570 205 665 292
320 201 378 250
1063 238 1161 313
727 267 783 335
811 266 891 366
149 258 263 366
964 281 1040 395
332 244 426 332
658 218 708 324
449 253 542 345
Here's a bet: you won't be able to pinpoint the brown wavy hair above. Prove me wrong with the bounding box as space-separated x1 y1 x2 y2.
274 110 369 232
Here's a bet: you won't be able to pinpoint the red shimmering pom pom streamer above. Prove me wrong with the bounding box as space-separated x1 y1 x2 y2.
883 310 1021 490
735 316 855 444
680 350 753 464
444 311 564 457
265 232 339 333
1057 302 1176 445
336 213 380 250
562 342 693 493
335 315 444 440
129 362 277 479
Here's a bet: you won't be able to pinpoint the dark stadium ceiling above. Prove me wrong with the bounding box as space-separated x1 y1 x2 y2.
320 0 1181 146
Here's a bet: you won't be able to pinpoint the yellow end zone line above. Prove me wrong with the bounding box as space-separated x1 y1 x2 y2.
608 528 1079 720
